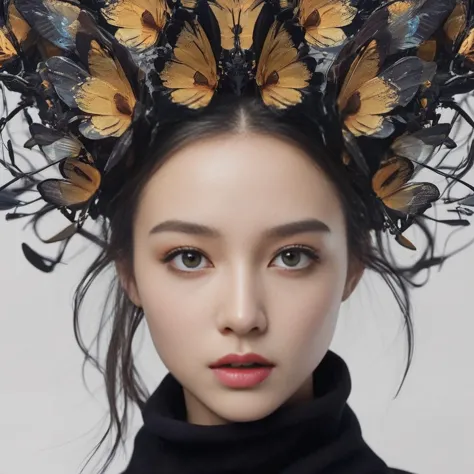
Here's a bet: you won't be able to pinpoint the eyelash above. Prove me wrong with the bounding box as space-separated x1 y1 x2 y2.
159 245 320 274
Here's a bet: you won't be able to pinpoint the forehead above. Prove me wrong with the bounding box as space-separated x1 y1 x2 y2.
135 133 346 239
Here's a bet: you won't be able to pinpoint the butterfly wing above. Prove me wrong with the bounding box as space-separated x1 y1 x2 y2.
373 157 415 200
388 0 456 53
101 0 169 50
348 0 455 56
45 56 89 108
15 0 80 51
392 124 451 164
298 0 356 48
8 1 30 44
210 0 264 50
256 21 312 109
382 182 440 214
75 39 136 139
458 29 474 65
338 39 382 116
24 123 85 161
417 38 437 61
341 53 435 137
160 20 218 109
38 158 101 208
372 156 439 214
443 2 474 65
0 27 18 66
444 1 466 46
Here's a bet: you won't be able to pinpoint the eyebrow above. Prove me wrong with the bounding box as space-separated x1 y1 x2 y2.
149 218 331 239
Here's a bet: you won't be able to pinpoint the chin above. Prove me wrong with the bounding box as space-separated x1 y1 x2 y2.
210 392 285 423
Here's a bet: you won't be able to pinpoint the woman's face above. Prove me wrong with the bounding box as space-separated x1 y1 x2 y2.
124 132 363 425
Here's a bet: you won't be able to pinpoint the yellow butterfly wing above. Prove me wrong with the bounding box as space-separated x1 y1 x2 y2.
256 21 312 109
38 159 101 207
160 21 218 109
459 29 474 63
8 2 30 44
382 183 438 213
298 0 356 48
337 39 381 114
210 0 264 50
343 76 398 136
0 29 18 66
372 157 413 201
387 0 413 19
372 157 439 214
101 0 169 50
62 158 102 194
75 40 136 138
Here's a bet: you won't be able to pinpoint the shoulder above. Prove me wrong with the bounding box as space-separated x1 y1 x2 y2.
390 469 415 474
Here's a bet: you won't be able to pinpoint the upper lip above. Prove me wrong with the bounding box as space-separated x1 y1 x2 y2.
209 353 275 368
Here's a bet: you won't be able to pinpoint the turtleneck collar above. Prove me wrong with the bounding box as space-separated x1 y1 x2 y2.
123 350 393 474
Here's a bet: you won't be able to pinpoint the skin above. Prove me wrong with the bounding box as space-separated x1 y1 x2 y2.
120 132 364 426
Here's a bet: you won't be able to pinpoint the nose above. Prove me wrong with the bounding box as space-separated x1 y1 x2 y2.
216 264 268 336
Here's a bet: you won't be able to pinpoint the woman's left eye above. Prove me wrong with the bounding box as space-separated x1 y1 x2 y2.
273 246 320 270
160 245 320 273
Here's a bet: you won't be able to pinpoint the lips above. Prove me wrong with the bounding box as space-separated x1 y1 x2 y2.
209 353 275 369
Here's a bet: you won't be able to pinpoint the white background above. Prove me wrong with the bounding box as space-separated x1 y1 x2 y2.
1 91 473 474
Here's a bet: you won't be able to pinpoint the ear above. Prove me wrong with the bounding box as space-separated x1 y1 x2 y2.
115 261 142 308
342 257 365 302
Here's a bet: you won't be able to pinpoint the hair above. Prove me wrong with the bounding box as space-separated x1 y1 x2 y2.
73 97 440 473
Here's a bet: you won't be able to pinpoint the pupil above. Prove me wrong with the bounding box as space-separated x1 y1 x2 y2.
282 250 300 267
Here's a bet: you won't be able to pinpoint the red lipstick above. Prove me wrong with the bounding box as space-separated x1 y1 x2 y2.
209 353 275 388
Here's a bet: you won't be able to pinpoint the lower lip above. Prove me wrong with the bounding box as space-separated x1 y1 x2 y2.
211 366 274 388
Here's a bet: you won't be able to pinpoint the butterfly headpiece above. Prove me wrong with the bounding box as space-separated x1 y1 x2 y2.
1 0 474 271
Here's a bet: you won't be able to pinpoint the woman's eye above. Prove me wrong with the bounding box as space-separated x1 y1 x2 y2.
273 247 319 270
164 249 209 272
161 246 319 273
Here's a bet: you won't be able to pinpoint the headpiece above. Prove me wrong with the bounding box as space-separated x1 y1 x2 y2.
1 0 474 272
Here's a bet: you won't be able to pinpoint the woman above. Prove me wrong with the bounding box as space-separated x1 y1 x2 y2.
0 0 473 473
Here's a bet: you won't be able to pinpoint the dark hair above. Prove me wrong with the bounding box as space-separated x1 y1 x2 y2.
73 98 438 473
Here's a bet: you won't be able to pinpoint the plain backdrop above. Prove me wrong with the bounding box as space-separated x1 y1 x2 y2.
1 88 473 474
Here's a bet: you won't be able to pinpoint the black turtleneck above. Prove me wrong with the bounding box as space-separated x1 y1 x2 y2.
122 350 413 474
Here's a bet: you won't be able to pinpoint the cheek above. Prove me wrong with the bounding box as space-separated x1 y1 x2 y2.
274 259 347 344
133 256 209 365
138 290 192 356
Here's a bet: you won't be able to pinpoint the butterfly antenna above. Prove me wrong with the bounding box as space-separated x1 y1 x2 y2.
407 156 474 194
0 156 68 192
0 97 35 132
440 99 474 129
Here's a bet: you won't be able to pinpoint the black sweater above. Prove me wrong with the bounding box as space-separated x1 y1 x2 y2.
122 350 413 474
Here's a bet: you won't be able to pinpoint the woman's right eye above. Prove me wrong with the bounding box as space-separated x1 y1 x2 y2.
160 247 209 273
